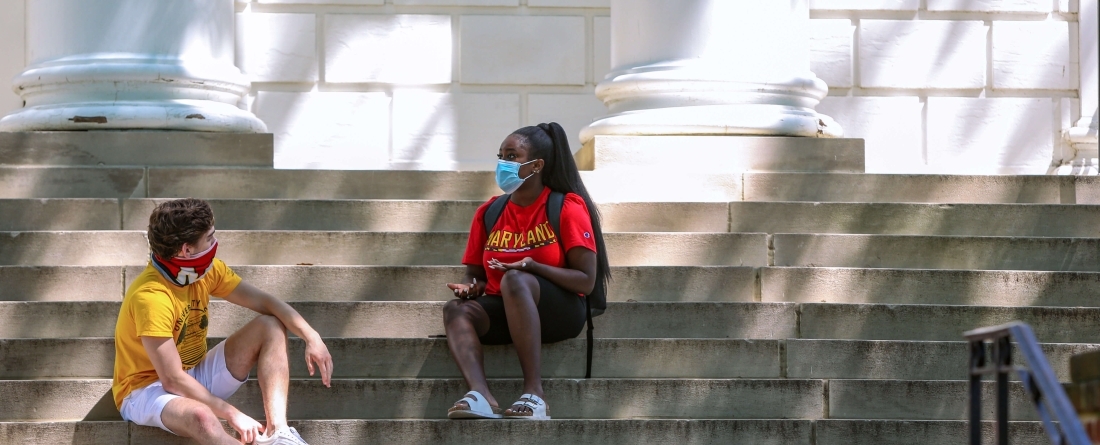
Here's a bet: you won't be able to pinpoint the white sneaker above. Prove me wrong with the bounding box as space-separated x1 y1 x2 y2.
254 426 309 445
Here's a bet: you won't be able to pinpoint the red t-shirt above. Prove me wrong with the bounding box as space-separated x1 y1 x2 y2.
462 187 597 296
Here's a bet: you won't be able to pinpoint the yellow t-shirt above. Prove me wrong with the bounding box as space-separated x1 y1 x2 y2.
112 258 241 409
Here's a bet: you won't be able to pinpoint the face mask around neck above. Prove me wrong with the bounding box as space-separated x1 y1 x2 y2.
151 239 219 287
495 159 537 194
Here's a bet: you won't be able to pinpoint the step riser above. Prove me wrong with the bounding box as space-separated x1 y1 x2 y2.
0 302 801 340
0 338 780 380
0 420 1051 445
10 231 1100 272
9 266 1100 308
0 379 826 421
744 173 1098 204
0 378 1045 422
829 380 1038 421
0 266 758 303
801 304 1100 343
0 132 273 167
763 268 1100 307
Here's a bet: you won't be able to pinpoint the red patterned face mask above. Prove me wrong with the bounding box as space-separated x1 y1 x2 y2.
151 240 218 287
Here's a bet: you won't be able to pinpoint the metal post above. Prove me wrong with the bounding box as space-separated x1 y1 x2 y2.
970 340 985 445
996 337 1011 445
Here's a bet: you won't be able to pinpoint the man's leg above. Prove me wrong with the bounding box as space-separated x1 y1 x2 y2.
223 314 291 432
160 397 239 445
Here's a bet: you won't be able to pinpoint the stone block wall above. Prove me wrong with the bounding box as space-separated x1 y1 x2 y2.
235 0 609 170
809 0 1083 174
0 0 1089 173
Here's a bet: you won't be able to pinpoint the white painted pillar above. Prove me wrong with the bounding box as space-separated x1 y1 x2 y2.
1065 0 1098 172
0 0 265 132
580 0 840 144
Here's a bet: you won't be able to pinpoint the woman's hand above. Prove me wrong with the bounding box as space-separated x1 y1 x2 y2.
447 278 485 300
488 257 535 272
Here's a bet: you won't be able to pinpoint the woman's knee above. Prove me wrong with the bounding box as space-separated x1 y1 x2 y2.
499 269 537 297
443 299 473 322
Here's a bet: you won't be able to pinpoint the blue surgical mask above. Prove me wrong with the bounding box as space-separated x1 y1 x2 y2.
495 159 538 194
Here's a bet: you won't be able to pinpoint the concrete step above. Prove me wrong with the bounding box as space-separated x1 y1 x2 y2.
0 265 758 303
0 131 273 167
763 267 1100 307
0 419 1051 445
773 234 1100 271
0 378 827 421
5 300 1100 343
0 231 769 267
729 202 1100 237
10 265 1100 308
0 337 781 380
2 337 1088 382
0 301 800 340
744 173 1099 204
800 303 1100 342
10 198 1100 236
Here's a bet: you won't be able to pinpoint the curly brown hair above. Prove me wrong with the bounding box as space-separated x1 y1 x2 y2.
147 198 214 259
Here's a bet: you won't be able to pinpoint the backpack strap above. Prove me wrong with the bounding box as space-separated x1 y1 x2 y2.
547 191 564 243
548 191 594 379
483 194 511 235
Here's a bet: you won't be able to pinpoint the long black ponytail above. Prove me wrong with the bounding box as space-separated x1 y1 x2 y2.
512 122 611 296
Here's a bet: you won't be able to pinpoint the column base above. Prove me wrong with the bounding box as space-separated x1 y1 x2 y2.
1057 116 1100 175
0 100 267 133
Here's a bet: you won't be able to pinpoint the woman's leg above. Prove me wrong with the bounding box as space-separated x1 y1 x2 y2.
498 269 543 412
443 299 497 409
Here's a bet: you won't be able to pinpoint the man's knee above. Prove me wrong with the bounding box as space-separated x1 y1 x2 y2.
500 269 535 297
256 314 287 337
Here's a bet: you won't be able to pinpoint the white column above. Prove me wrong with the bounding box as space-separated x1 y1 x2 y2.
580 0 840 144
0 0 265 133
1065 0 1098 173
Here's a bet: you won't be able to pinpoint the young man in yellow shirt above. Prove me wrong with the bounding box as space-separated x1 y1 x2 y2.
113 198 333 445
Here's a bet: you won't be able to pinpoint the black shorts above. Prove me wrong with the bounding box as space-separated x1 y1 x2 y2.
472 275 587 346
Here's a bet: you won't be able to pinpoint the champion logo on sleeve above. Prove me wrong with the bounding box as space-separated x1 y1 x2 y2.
583 232 591 239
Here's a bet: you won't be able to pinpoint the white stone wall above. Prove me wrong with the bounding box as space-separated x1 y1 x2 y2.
0 0 1088 174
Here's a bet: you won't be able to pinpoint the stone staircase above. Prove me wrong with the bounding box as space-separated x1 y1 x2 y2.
2 133 1100 444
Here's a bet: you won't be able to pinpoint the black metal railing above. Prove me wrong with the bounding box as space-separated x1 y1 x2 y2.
965 321 1090 445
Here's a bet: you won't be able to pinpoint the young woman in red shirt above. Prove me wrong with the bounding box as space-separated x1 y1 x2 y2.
443 122 611 420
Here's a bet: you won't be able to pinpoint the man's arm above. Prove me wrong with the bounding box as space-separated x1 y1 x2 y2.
141 336 263 440
222 282 333 386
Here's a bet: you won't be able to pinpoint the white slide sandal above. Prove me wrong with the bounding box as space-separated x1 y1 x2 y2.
447 390 502 419
503 394 551 420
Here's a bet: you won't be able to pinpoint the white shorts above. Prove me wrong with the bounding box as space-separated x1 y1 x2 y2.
119 340 247 434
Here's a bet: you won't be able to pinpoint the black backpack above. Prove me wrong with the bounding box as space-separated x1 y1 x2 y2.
483 191 606 378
